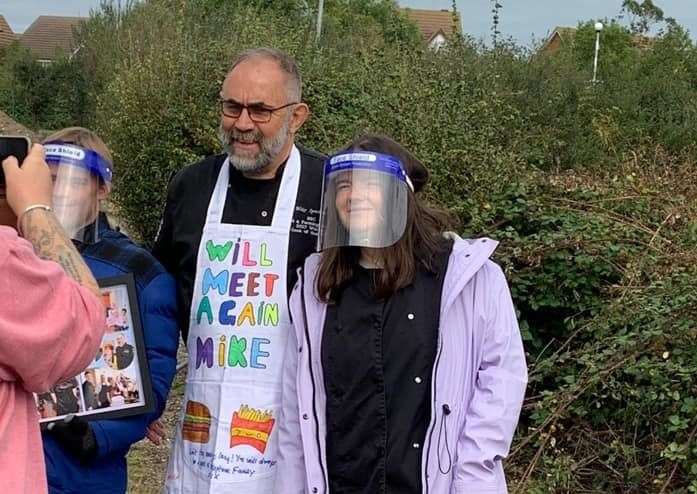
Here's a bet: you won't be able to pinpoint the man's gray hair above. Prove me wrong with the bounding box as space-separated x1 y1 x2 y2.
228 47 302 102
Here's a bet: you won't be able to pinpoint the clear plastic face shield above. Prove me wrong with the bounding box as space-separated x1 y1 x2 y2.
44 142 113 243
318 151 413 250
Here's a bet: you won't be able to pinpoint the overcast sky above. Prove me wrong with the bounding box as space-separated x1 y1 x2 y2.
3 0 696 45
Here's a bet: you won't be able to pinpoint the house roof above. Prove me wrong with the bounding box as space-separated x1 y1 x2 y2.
401 8 462 44
19 15 85 60
539 26 578 52
551 26 578 42
0 15 16 49
541 25 654 53
0 109 39 142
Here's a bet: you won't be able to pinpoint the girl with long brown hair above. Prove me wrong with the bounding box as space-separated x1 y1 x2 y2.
276 134 527 494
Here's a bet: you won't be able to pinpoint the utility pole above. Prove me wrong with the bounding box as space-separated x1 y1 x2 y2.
316 0 325 43
592 22 603 83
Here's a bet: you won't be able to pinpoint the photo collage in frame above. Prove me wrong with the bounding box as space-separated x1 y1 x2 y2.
36 274 154 423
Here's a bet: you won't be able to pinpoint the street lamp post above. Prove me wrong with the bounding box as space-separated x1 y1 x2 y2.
316 0 325 43
592 22 604 83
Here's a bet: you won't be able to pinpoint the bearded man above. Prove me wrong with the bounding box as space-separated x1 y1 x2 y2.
152 48 324 493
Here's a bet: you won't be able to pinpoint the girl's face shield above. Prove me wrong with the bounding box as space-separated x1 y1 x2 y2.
44 142 113 243
318 152 412 250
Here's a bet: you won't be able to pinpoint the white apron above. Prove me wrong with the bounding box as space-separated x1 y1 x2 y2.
165 146 301 493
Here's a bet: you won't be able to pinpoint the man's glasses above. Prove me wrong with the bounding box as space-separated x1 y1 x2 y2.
219 99 298 123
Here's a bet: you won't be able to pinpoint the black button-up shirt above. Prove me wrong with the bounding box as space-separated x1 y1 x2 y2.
321 242 452 494
152 145 324 340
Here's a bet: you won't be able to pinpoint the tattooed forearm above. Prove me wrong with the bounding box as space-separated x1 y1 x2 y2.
20 208 100 296
57 251 84 283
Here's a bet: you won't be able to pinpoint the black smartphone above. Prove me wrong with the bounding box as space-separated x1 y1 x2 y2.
0 135 31 187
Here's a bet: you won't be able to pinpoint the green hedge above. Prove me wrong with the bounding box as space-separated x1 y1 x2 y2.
0 43 88 130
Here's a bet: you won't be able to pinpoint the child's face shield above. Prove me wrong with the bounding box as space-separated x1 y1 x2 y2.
44 142 113 243
318 152 412 251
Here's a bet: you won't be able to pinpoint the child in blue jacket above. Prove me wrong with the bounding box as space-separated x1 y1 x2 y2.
40 127 179 494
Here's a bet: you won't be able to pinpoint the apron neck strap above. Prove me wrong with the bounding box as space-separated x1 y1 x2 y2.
205 158 230 224
205 144 301 230
270 144 300 229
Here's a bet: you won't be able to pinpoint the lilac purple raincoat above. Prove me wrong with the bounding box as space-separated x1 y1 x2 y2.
276 237 528 494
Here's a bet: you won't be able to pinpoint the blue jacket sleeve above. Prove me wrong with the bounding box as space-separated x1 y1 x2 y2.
90 272 179 457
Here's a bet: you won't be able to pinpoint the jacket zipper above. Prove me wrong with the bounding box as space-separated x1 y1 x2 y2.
422 243 480 492
423 327 444 494
299 268 328 493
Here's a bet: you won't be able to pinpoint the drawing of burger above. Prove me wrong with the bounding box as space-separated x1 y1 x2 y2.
182 400 211 444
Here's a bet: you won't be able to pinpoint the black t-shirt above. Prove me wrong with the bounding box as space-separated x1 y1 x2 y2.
152 144 325 341
321 241 452 494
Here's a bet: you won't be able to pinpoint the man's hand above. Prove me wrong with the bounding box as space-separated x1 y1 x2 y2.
145 419 168 445
1 144 53 215
1 143 101 296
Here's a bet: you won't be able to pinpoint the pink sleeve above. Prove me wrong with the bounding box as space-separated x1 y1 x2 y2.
0 227 106 393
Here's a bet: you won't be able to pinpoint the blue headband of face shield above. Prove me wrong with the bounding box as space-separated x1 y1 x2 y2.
324 151 414 191
44 141 113 184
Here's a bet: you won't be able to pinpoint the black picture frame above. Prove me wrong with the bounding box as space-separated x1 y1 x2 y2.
35 274 155 423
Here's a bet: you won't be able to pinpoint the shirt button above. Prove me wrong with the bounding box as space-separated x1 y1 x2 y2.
302 413 309 420
261 210 268 218
414 376 422 384
407 313 415 320
413 442 420 449
312 488 318 493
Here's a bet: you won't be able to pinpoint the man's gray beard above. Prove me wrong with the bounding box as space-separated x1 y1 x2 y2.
219 117 291 174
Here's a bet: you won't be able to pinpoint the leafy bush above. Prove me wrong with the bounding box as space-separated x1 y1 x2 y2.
0 43 87 130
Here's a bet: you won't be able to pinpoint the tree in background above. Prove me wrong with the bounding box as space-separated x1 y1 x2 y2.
320 0 421 47
620 0 675 35
0 42 87 131
572 19 636 75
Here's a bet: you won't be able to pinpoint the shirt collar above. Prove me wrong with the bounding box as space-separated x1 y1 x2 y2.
227 156 289 185
74 212 112 249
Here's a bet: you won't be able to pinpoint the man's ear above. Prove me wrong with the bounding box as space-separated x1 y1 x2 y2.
289 103 310 134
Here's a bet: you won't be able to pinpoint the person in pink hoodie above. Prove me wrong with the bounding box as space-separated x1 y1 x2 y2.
0 144 105 494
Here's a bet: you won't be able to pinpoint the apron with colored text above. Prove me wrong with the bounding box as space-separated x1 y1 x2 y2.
165 146 301 493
